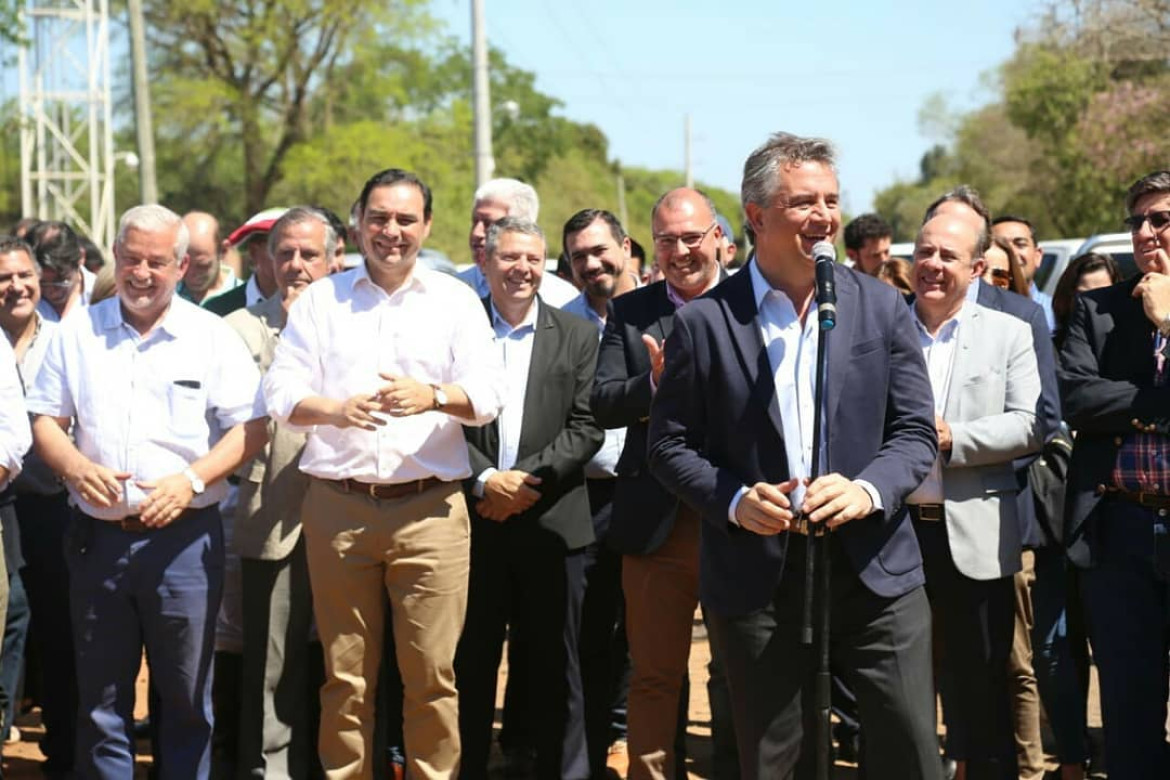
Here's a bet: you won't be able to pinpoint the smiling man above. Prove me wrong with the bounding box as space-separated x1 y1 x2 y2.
1058 170 1170 779
590 188 729 780
26 205 269 779
455 217 602 779
909 212 1042 780
646 133 942 779
264 168 505 780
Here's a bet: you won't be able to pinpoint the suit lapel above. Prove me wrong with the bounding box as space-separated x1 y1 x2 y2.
825 271 857 427
722 269 786 437
517 299 557 459
943 304 978 419
651 283 675 344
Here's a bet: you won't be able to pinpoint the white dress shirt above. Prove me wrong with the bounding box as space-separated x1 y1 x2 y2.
458 264 580 308
0 337 31 490
472 299 539 496
36 265 97 323
26 296 265 519
561 292 625 479
264 261 505 484
905 303 965 505
13 313 56 393
727 261 881 523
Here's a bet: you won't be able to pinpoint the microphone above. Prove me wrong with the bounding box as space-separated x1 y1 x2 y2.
812 241 837 331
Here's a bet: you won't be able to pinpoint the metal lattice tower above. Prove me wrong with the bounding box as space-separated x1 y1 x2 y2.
18 0 114 250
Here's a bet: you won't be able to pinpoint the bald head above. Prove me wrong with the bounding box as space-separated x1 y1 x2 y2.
913 213 985 320
182 211 222 295
651 188 723 300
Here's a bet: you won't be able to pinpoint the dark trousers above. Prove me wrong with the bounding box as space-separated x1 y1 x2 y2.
455 520 589 780
238 536 324 780
0 496 27 742
1080 500 1170 780
1029 544 1089 765
916 519 1017 779
67 507 224 780
15 491 77 772
580 478 629 778
706 534 942 780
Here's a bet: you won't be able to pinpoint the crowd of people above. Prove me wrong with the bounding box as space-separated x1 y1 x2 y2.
0 131 1167 780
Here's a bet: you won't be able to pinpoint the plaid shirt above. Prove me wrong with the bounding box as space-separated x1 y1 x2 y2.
1111 332 1170 494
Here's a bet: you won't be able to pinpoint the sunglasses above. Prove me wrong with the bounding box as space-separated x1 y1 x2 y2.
1123 210 1170 233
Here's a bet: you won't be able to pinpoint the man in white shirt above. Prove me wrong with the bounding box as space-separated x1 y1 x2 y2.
457 178 578 307
264 168 505 780
179 211 240 305
27 204 269 779
909 210 1042 779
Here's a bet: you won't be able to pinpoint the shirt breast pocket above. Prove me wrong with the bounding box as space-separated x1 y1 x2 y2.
168 383 209 438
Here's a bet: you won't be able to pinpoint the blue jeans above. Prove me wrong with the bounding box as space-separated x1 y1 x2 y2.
1080 501 1170 779
1029 545 1088 764
66 507 223 780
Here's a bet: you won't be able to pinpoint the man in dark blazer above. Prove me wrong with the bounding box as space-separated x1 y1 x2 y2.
591 187 729 780
647 133 943 780
455 217 604 780
1058 170 1170 780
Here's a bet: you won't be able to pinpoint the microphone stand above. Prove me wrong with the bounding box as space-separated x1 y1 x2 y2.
800 303 834 780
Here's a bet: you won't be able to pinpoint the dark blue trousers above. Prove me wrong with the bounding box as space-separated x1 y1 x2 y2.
1081 500 1170 780
66 506 223 780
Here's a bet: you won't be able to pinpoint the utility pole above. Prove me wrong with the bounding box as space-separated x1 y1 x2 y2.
471 0 494 188
127 0 157 204
684 114 693 189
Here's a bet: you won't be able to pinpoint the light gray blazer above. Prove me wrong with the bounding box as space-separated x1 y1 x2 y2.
940 302 1042 581
225 295 309 561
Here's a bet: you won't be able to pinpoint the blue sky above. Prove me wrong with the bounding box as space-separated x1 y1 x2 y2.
431 0 1044 213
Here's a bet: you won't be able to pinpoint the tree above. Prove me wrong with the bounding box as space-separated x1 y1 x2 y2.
141 0 430 215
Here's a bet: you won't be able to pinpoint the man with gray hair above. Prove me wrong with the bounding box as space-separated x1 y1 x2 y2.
455 216 603 779
647 132 942 778
457 177 578 307
27 204 269 779
227 206 337 778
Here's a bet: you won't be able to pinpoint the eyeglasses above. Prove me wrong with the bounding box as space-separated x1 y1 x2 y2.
1123 210 1170 234
652 223 716 252
40 277 76 290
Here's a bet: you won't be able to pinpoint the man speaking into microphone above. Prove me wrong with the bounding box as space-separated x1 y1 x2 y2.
647 132 944 779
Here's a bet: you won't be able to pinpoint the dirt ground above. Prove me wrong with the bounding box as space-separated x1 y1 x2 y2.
0 611 1118 778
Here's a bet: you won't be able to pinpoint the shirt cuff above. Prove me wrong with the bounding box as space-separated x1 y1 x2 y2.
473 467 499 498
727 485 750 526
854 479 883 513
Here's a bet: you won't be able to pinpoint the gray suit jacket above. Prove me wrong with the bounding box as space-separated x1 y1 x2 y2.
225 295 309 561
939 303 1043 581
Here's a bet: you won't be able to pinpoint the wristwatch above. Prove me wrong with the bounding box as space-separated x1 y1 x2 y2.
183 467 206 495
431 384 449 411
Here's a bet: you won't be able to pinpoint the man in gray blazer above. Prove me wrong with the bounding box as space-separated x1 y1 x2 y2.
907 210 1042 780
226 207 335 779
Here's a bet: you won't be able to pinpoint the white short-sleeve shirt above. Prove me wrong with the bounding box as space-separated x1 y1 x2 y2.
27 295 265 519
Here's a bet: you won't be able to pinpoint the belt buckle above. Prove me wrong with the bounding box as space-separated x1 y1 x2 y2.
914 504 944 522
367 481 379 499
790 512 809 536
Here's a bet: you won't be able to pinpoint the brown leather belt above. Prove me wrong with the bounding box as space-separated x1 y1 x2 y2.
111 509 193 533
324 476 445 500
1108 490 1170 510
909 504 945 522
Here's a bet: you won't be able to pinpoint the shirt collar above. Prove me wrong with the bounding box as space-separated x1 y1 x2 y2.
350 258 428 296
490 296 540 334
94 293 197 340
664 270 720 310
914 299 965 341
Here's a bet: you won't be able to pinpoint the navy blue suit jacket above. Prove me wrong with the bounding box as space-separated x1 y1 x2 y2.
591 281 683 555
975 281 1063 546
1058 276 1169 567
646 265 938 616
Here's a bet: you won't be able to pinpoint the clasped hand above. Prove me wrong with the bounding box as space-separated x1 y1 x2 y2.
735 474 874 536
476 470 543 522
66 458 193 529
336 373 434 431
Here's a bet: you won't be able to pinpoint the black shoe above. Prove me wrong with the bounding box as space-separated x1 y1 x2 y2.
942 757 958 780
503 746 536 779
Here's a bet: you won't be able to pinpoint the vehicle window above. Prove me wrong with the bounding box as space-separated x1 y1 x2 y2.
1035 252 1057 290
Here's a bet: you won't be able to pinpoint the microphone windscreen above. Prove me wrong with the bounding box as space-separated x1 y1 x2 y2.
812 241 836 264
